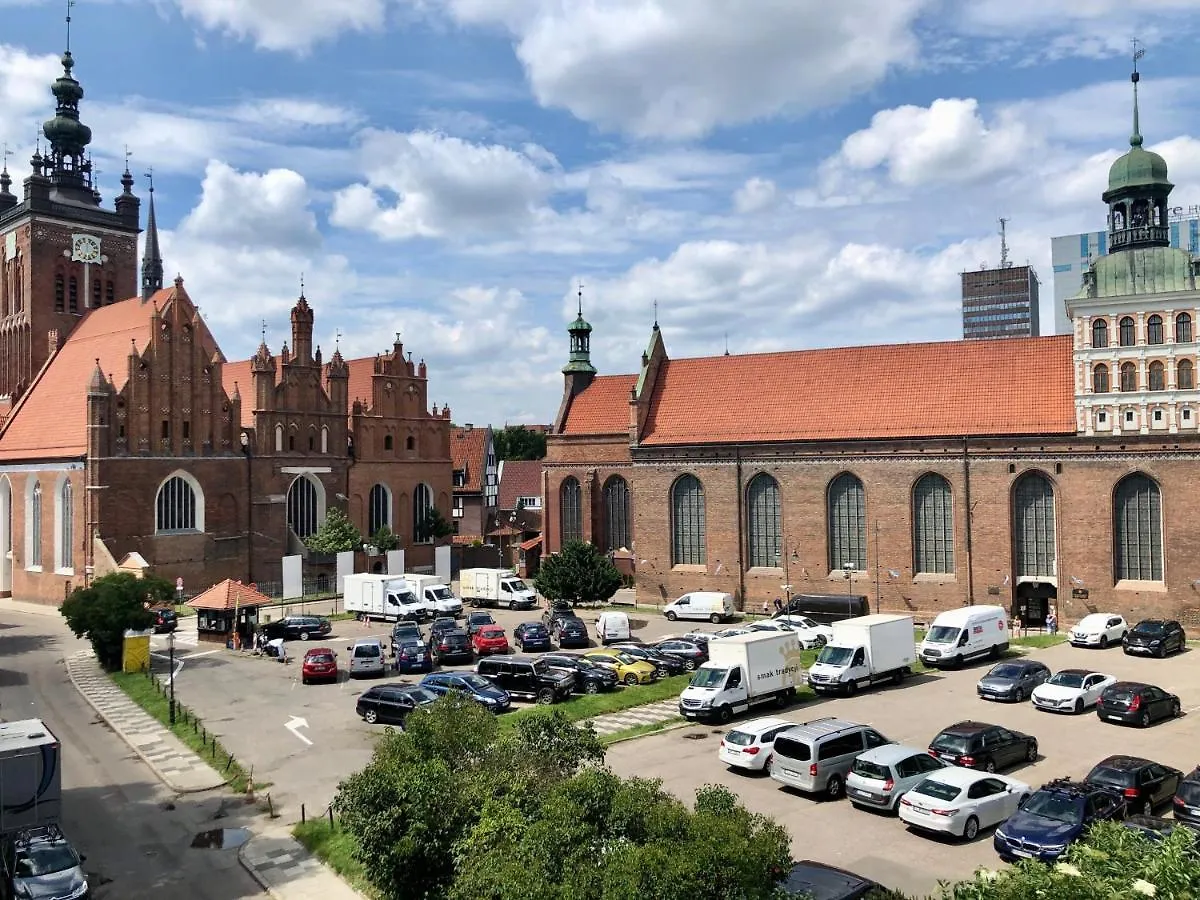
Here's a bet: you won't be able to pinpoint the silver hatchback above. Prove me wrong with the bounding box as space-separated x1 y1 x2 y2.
846 743 948 812
348 638 386 678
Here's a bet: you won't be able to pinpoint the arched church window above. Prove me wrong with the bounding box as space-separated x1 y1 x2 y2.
1176 313 1193 344
1179 359 1194 390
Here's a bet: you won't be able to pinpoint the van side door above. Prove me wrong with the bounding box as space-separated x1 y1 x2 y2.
723 665 747 705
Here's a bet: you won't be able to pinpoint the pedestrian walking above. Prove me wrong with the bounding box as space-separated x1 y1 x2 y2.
1046 608 1058 635
761 599 770 617
773 597 783 615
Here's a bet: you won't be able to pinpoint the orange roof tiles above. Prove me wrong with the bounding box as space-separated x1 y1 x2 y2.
451 427 489 493
221 359 254 429
561 375 635 435
498 459 542 510
187 578 273 611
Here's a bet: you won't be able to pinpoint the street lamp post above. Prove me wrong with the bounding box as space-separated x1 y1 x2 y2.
842 562 855 619
167 631 176 726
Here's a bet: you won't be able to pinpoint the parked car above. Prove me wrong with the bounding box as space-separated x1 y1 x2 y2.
611 643 686 676
466 611 496 637
347 638 387 678
542 601 575 630
712 628 752 639
846 744 948 812
420 672 511 712
1068 613 1128 648
390 620 426 655
1123 619 1186 657
356 683 439 725
771 615 835 649
472 625 510 656
1085 755 1182 816
554 616 591 649
431 628 474 665
1122 815 1200 848
1031 669 1116 714
393 640 434 674
993 778 1126 862
1173 766 1200 828
1095 681 1181 728
301 647 338 684
476 655 574 704
581 649 657 686
899 768 1031 841
679 631 715 652
769 718 892 800
542 653 619 694
262 615 332 642
429 617 459 643
718 717 796 773
650 638 708 670
513 622 553 652
0 824 89 900
976 659 1051 703
776 860 881 900
151 606 178 634
927 721 1038 773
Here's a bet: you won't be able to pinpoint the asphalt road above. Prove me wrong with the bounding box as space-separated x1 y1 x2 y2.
0 608 263 899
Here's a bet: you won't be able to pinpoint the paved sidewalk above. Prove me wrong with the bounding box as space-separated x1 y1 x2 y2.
240 824 370 900
0 597 63 618
584 698 683 737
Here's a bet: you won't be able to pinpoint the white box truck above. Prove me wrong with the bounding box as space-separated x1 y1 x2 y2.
678 631 802 724
459 568 538 610
807 614 915 696
343 573 429 622
404 574 464 618
918 605 1008 668
0 719 62 835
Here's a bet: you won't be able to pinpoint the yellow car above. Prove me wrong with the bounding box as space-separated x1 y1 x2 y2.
582 650 657 686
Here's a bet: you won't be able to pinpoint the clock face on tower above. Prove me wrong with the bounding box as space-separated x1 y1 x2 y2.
71 234 101 264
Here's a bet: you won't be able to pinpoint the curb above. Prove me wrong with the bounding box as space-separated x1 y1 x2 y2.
237 830 374 900
602 717 690 745
237 840 284 900
64 652 228 794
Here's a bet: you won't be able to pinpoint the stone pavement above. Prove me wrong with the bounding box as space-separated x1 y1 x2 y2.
239 824 370 900
584 698 683 737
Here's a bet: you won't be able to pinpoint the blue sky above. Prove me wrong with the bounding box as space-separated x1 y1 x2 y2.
5 0 1200 424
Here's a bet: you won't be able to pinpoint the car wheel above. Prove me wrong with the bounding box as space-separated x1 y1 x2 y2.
363 709 378 724
1139 710 1151 727
301 676 309 685
825 775 843 800
763 753 774 773
775 691 789 709
1173 700 1183 718
536 689 555 705
963 816 979 841
665 611 677 622
984 759 997 774
1074 698 1084 714
844 681 857 697
1155 645 1165 659
1025 742 1038 762
953 655 964 668
624 673 639 686
710 614 721 624
584 681 600 694
814 635 827 647
1100 636 1109 649
684 658 697 671
300 631 310 641
715 705 733 724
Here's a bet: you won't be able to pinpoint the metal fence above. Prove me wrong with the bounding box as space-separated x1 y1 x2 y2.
252 576 339 601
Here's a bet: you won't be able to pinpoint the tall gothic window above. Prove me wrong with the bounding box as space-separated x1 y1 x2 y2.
54 275 64 313
1120 362 1137 392
57 479 72 571
1114 474 1163 581
412 483 434 543
1091 319 1109 348
368 484 391 535
105 281 114 305
1119 316 1136 347
155 474 200 532
1147 315 1164 345
746 473 781 568
559 477 582 545
29 481 41 569
912 473 953 574
91 279 101 309
670 475 706 566
1179 359 1194 390
827 473 866 571
1013 472 1056 578
68 277 78 313
1176 312 1193 343
1092 364 1110 394
602 476 630 552
1149 361 1166 391
287 475 320 539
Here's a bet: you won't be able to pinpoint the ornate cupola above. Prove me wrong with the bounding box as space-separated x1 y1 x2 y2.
562 285 596 378
42 50 95 200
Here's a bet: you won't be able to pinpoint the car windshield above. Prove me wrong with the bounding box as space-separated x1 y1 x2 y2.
1021 793 1084 825
986 664 1025 679
852 759 890 781
307 653 334 664
394 625 420 639
911 780 961 802
394 592 418 605
816 646 854 666
1132 622 1164 635
524 625 548 635
430 587 454 600
690 667 727 689
926 625 960 644
1086 766 1134 788
432 618 455 630
930 733 972 754
406 688 439 704
480 628 504 638
505 579 528 592
612 652 637 664
1048 672 1086 688
460 674 492 691
470 615 494 625
724 731 755 747
14 844 78 877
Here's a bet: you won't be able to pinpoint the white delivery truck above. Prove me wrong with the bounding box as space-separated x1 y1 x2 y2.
678 631 802 724
404 573 464 618
807 614 915 697
0 719 62 836
662 591 736 623
459 568 538 610
343 573 429 622
918 605 1008 668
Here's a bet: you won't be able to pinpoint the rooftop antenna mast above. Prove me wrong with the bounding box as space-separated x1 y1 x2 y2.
998 217 1011 268
65 0 73 52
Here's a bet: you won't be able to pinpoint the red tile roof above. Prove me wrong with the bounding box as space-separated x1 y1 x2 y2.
187 578 273 611
344 356 374 409
0 289 175 459
452 533 483 545
561 375 635 435
221 359 254 429
498 459 542 510
451 426 489 493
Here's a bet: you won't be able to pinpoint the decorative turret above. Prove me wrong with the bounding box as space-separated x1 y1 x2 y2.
251 338 276 411
114 156 140 227
289 284 314 364
0 159 14 213
141 172 163 300
327 347 348 413
41 50 95 199
562 285 596 378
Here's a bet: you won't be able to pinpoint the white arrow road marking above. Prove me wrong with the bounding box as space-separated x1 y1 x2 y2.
285 715 313 746
149 651 185 683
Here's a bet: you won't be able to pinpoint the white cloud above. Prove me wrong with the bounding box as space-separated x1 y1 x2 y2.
225 98 362 129
179 161 322 251
173 0 387 52
0 45 61 159
733 177 778 214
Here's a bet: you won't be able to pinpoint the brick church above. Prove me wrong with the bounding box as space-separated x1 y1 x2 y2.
545 69 1200 628
0 47 452 604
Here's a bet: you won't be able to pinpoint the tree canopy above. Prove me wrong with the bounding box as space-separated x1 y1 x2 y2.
493 425 547 461
534 540 623 605
61 572 171 669
304 507 363 554
416 507 455 543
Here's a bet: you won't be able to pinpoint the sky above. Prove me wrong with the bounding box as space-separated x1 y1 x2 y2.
4 0 1200 426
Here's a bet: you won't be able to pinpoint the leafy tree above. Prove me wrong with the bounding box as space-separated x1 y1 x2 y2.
304 507 362 554
369 525 400 553
415 507 455 543
534 540 622 605
61 572 171 670
493 425 547 461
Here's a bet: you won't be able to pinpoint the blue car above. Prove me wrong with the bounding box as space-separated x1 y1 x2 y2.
513 622 553 652
420 672 511 713
394 638 433 673
993 778 1126 862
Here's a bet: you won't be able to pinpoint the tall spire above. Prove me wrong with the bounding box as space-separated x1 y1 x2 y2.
1130 38 1145 148
41 1 93 196
141 169 163 300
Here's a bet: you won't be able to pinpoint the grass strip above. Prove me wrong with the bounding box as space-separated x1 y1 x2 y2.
292 820 377 898
502 674 692 730
1011 633 1067 649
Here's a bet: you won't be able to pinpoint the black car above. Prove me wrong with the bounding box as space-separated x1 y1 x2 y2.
651 638 707 671
1123 619 1187 658
994 778 1126 863
390 620 425 654
261 615 332 641
554 616 590 649
1085 755 1182 817
466 611 496 637
776 860 880 900
429 617 459 643
1174 767 1200 827
432 629 474 665
976 659 1051 703
513 622 553 652
475 655 574 704
542 601 575 630
542 653 619 694
1096 681 1181 727
356 683 439 725
420 672 511 712
928 721 1038 773
612 643 686 676
151 606 178 634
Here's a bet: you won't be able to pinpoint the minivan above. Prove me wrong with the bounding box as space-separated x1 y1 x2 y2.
768 717 892 800
781 594 869 625
662 591 736 624
348 638 387 678
919 605 1008 668
595 611 631 645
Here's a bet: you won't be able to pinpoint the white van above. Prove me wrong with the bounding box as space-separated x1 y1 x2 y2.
663 591 736 624
595 611 631 645
918 605 1008 668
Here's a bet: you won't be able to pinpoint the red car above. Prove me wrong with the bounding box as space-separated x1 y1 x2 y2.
301 647 339 684
472 626 510 656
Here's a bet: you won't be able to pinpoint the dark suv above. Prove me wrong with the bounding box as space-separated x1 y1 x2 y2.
928 721 1038 773
542 653 619 694
1085 755 1182 817
476 655 574 704
553 616 590 649
994 778 1125 862
1173 767 1200 827
1123 619 1186 657
261 615 331 641
432 629 473 665
542 601 575 630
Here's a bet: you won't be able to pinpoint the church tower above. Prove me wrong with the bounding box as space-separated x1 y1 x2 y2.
0 27 141 401
553 286 597 433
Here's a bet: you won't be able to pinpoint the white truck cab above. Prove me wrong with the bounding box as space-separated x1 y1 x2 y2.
404 573 464 618
918 605 1008 668
678 631 801 724
807 614 915 696
460 568 538 610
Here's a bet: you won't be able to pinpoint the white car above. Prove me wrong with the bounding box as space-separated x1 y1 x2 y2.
899 767 1031 841
1031 668 1117 714
717 717 795 772
1069 613 1128 649
773 615 835 648
712 628 752 639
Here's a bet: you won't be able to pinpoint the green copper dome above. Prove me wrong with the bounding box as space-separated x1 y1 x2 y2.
1107 144 1169 194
